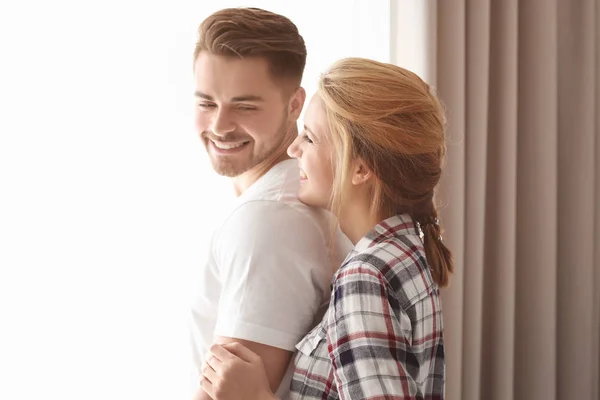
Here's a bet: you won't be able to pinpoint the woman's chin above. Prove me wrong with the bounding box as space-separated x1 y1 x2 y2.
297 192 316 207
297 189 329 210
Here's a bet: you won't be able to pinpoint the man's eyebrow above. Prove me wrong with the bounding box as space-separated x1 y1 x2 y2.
194 91 213 100
194 92 264 103
230 95 264 102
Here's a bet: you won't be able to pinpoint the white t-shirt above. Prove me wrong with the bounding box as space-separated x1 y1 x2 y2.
190 159 352 397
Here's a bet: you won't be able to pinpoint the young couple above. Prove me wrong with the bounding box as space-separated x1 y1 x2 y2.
190 7 453 400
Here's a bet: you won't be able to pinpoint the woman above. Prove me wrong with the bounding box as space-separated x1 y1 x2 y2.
200 58 453 400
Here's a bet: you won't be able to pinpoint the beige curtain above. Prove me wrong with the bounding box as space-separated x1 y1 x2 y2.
431 1 600 399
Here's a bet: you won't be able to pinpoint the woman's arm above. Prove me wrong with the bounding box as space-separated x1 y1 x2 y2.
327 264 439 399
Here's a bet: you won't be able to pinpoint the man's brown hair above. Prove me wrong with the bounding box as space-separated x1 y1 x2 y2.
194 7 307 87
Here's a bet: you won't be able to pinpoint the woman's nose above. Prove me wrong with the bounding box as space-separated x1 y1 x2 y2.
287 136 301 158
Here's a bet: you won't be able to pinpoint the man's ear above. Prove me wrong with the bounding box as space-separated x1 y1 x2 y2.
288 86 306 120
351 158 374 186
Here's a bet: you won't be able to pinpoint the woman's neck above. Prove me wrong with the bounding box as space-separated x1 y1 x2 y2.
339 200 380 245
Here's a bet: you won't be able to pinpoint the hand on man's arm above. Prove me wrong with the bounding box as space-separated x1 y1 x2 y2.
194 337 292 400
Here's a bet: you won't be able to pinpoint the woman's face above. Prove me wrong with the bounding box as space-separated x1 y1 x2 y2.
287 94 335 209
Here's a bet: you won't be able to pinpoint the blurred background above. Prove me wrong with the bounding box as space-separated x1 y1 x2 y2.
0 1 598 399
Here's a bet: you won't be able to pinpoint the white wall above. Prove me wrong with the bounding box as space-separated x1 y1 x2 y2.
390 0 437 84
0 1 398 399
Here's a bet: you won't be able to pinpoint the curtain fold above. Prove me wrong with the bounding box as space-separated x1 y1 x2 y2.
556 1 598 399
481 1 518 399
435 1 466 396
461 0 491 399
514 1 559 399
594 5 600 400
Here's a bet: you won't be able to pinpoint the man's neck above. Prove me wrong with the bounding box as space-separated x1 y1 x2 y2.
232 153 292 197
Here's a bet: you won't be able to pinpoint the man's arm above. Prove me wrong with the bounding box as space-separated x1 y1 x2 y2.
214 336 292 392
196 202 331 399
194 338 290 400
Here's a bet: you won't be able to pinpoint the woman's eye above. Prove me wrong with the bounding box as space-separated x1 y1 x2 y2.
302 133 313 144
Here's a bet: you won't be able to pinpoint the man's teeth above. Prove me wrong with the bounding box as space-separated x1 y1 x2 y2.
212 141 247 150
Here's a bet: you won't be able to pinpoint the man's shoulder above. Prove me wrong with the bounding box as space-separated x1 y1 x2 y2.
226 160 326 233
221 199 323 237
239 159 305 202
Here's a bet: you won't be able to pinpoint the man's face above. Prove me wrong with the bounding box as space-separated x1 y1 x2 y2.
194 53 291 177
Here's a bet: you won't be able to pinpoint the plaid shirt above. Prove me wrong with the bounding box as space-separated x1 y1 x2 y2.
290 214 445 400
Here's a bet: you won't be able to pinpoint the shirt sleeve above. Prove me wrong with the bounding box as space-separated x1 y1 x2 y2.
326 262 421 399
213 200 332 351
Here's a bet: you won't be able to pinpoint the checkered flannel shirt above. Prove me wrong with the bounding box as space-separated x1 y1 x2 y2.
290 214 445 399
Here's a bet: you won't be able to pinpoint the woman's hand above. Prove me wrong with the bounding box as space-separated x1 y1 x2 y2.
201 342 276 400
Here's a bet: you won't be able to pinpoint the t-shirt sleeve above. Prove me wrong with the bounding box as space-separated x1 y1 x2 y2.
212 200 331 351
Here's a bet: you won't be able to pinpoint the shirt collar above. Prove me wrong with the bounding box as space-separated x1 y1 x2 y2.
352 213 419 253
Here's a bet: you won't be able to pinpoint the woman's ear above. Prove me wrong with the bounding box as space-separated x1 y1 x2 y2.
351 158 373 186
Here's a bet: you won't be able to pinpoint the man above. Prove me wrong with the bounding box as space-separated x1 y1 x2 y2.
189 8 351 399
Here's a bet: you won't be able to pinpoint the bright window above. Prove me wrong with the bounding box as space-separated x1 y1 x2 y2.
0 1 429 399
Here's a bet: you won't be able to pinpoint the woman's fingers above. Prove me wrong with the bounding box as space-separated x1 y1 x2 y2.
202 360 218 383
209 343 237 362
200 343 272 400
209 342 261 365
205 353 222 371
221 342 260 363
200 375 214 399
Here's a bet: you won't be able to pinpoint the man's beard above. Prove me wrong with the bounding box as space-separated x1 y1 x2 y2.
204 115 292 178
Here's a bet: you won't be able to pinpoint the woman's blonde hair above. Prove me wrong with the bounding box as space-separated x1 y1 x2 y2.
319 57 453 287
